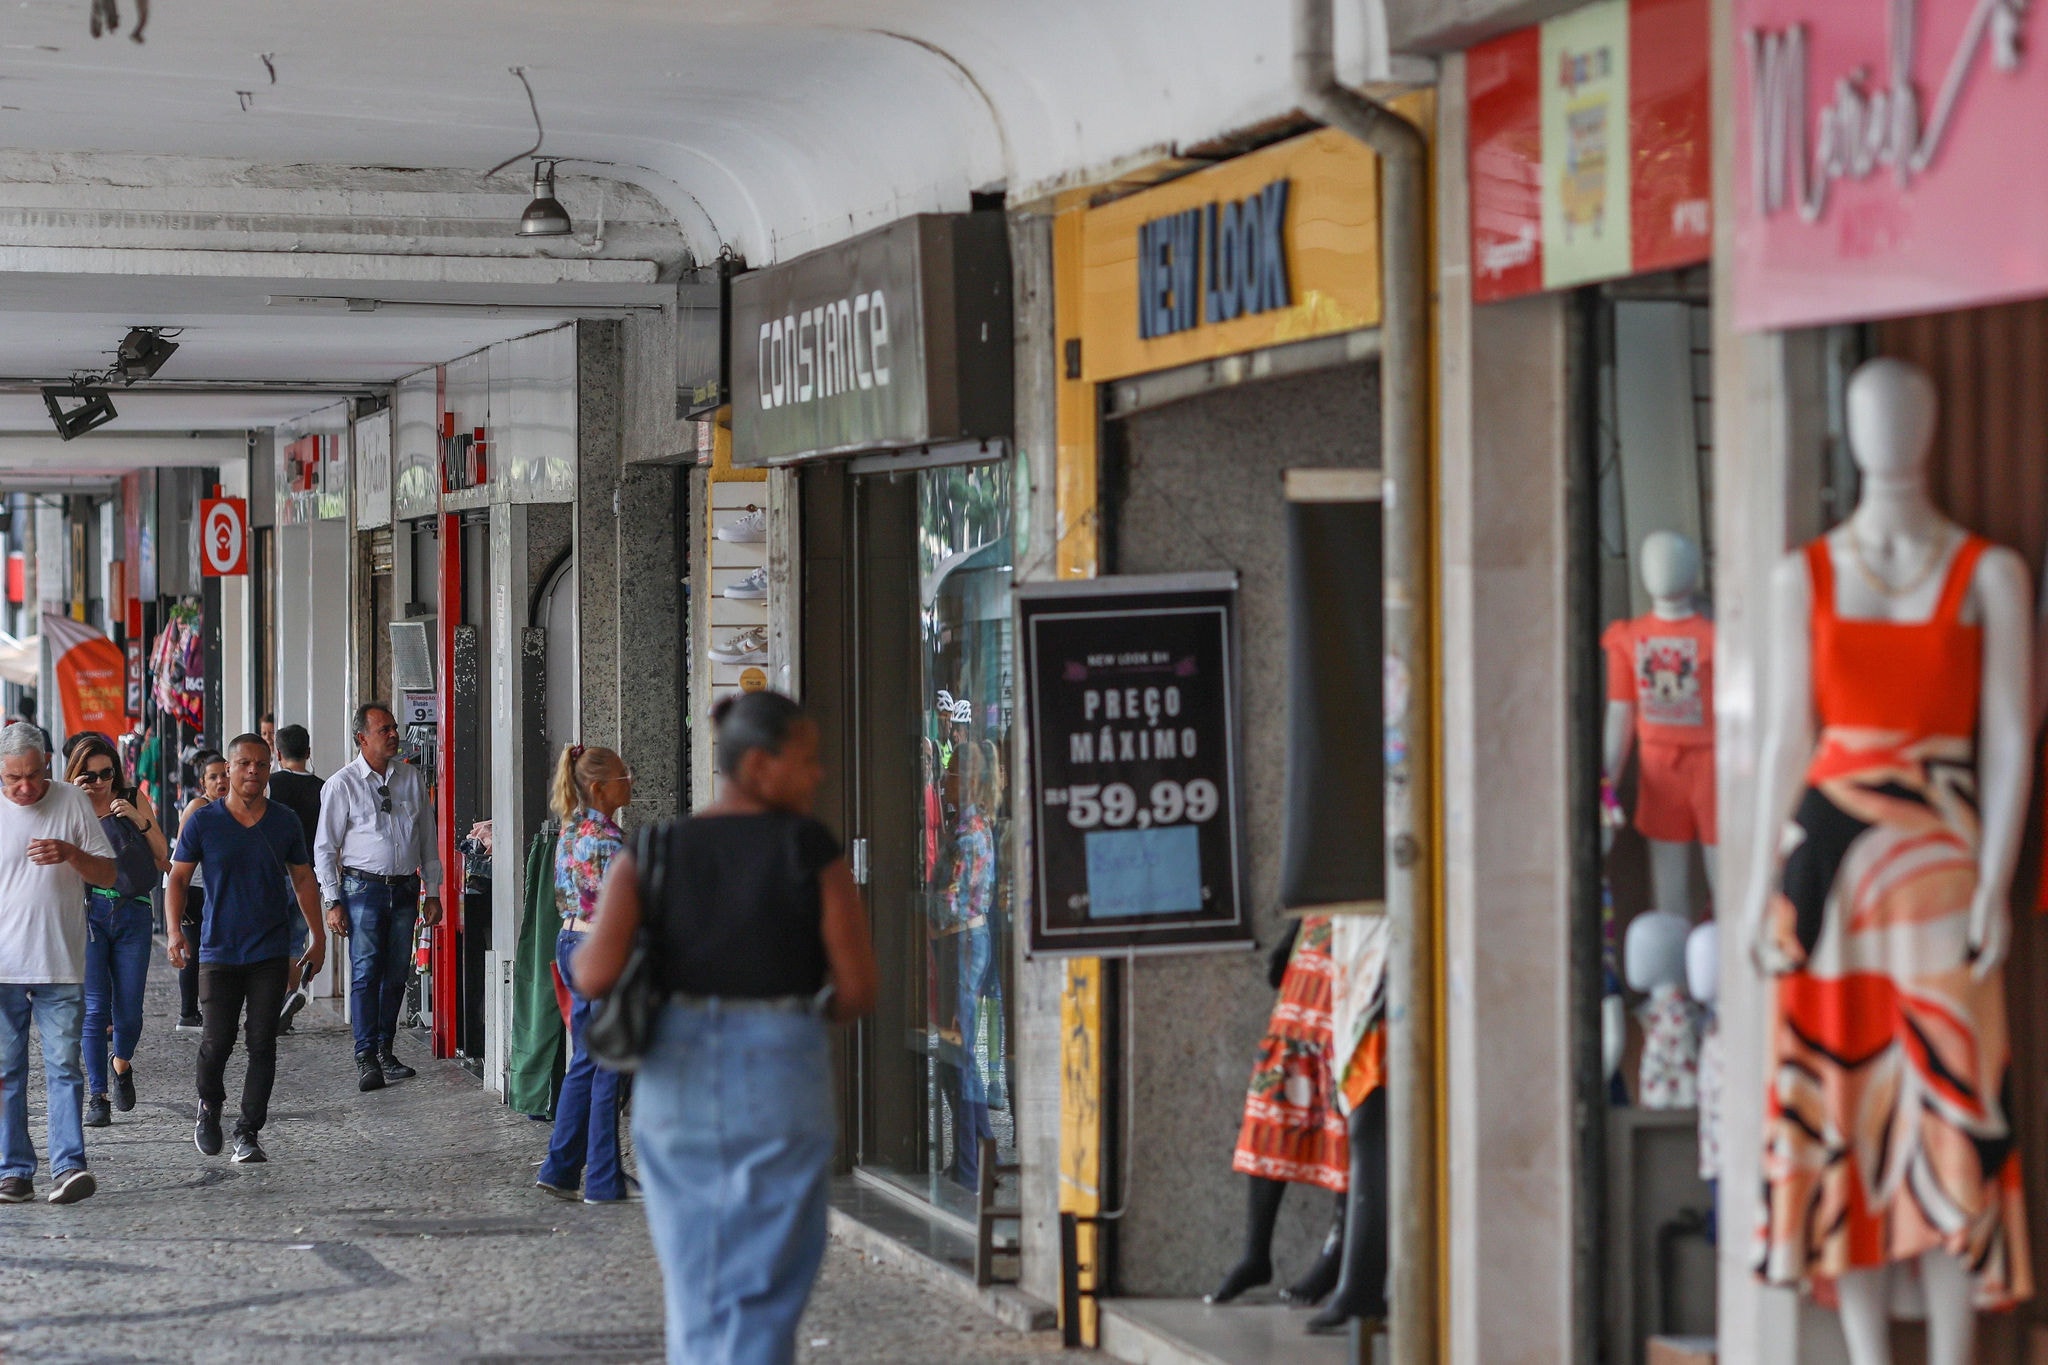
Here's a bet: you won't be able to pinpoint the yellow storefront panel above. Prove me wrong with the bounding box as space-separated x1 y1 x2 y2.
1078 128 1383 383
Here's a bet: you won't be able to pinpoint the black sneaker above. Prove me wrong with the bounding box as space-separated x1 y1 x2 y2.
0 1176 31 1202
111 1065 135 1112
278 987 308 1033
356 1052 386 1092
377 1046 416 1082
83 1094 110 1128
175 1014 203 1033
231 1131 266 1164
195 1102 223 1156
47 1169 95 1204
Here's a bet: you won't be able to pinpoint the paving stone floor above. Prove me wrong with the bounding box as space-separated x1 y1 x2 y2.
0 942 1082 1364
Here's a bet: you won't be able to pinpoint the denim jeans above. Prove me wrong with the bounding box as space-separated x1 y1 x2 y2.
83 895 154 1096
0 982 87 1179
949 918 996 1189
537 929 624 1200
633 1003 834 1365
343 873 418 1056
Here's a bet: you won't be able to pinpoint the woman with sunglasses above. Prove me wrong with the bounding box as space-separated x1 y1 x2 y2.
535 741 635 1204
66 736 170 1128
174 752 229 1030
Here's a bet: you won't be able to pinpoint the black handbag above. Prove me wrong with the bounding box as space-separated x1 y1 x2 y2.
585 823 668 1073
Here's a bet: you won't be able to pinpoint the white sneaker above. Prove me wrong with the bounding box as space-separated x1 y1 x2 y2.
724 566 768 600
715 508 767 543
709 626 768 665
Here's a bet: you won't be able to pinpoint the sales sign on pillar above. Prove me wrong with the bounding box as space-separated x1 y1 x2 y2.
199 497 248 578
1019 572 1250 955
1466 0 1711 302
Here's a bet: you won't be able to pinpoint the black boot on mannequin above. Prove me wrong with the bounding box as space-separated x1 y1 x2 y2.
1282 1193 1347 1304
1206 1175 1287 1303
1307 1086 1389 1334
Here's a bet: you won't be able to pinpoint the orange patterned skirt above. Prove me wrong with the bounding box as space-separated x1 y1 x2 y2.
1230 916 1349 1191
1757 736 2032 1308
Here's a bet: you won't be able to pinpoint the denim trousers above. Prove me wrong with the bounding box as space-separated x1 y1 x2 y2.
633 1003 834 1365
537 929 624 1200
343 873 418 1056
0 982 87 1179
83 895 154 1095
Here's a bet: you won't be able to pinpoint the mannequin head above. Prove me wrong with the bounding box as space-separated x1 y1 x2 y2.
1686 921 1718 1006
1625 910 1690 993
1639 531 1702 606
1846 357 1938 485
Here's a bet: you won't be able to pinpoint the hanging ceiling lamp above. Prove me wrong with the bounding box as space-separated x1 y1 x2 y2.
518 160 571 237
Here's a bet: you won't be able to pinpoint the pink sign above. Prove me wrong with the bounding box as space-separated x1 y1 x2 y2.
1734 0 2047 331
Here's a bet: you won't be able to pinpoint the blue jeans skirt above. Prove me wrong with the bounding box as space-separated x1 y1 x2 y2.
632 1001 834 1365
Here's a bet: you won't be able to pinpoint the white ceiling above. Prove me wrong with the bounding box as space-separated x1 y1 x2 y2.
0 0 1403 446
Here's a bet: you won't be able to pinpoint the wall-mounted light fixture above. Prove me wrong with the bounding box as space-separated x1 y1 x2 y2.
518 160 572 237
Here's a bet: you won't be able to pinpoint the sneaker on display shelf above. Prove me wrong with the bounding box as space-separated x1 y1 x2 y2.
714 507 767 543
724 566 768 600
709 626 769 666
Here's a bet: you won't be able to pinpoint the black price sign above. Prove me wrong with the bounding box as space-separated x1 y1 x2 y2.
1020 574 1249 956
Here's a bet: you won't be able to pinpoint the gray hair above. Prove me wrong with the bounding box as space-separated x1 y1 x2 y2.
0 723 47 762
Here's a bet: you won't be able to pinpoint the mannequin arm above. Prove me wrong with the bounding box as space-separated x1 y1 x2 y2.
1603 701 1636 788
1741 554 1815 974
1969 546 2032 977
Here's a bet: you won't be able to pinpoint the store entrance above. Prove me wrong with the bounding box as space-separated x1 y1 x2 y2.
804 457 1018 1220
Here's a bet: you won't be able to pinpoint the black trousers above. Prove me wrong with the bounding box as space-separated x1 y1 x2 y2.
177 889 205 1018
196 956 289 1135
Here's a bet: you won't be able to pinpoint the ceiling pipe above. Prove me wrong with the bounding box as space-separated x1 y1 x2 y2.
1295 4 1438 1364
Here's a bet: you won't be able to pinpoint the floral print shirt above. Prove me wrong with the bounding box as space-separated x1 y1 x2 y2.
936 805 995 932
555 808 624 927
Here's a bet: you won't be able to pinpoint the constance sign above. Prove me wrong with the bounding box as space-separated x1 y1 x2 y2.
730 214 1012 466
1735 0 2042 329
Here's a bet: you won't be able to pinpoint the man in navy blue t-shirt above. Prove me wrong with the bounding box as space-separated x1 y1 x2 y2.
167 733 326 1164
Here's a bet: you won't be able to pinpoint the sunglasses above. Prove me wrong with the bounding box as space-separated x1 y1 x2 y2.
377 783 392 814
78 767 117 785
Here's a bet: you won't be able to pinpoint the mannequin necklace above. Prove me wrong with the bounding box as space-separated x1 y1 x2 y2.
1849 525 1954 599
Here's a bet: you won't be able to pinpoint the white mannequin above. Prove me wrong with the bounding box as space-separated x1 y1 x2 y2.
1741 358 2032 1365
1624 910 1696 1109
1684 920 1716 1008
1604 531 1717 915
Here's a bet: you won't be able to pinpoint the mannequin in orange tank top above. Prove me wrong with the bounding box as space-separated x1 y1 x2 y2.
1741 358 2033 1365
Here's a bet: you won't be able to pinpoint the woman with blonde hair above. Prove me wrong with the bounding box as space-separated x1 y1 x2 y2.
535 741 635 1203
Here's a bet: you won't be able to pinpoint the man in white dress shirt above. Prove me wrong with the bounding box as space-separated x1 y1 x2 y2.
314 703 441 1093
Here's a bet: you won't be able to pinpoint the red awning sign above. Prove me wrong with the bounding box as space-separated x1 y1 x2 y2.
201 497 248 578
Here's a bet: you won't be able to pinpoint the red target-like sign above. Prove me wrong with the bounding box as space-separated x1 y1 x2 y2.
200 497 248 578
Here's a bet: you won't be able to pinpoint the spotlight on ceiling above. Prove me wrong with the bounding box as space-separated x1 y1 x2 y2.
115 327 179 384
42 386 118 441
518 160 572 237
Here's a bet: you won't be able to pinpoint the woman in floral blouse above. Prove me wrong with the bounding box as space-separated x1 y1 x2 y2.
536 742 635 1203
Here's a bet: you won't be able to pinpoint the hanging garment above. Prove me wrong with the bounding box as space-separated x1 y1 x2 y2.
1636 981 1699 1110
1756 535 2031 1309
505 828 565 1119
1327 914 1389 1116
1230 915 1349 1191
1602 612 1717 844
1696 1013 1722 1183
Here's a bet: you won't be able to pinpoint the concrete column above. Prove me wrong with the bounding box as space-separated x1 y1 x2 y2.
575 318 683 829
1435 50 1577 1365
1007 206 1066 1307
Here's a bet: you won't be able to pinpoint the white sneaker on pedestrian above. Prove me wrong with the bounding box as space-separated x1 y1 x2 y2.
724 566 768 600
714 507 767 543
709 626 768 665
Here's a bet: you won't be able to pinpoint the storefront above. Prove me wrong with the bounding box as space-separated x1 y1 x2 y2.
1718 0 2048 1360
1037 119 1413 1358
723 213 1016 1221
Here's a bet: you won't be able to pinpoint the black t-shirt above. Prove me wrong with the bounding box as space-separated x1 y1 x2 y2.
268 769 325 851
649 812 839 1000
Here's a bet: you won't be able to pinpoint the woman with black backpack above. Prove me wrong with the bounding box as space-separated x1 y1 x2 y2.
575 691 876 1365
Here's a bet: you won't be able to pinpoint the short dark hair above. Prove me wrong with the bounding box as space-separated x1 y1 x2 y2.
352 702 396 742
275 724 312 762
192 749 225 772
712 691 805 778
226 732 271 760
261 712 276 725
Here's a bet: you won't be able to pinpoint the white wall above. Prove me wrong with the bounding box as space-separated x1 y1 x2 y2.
217 458 253 740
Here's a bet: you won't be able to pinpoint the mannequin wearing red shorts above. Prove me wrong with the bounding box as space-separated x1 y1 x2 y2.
1602 531 1717 918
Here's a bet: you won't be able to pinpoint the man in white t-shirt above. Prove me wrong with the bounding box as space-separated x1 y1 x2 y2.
0 722 116 1205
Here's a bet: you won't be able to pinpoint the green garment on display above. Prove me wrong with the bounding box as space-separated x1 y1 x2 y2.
505 828 565 1119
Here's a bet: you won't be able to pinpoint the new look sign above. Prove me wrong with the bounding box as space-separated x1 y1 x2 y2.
731 214 1013 466
1136 180 1292 339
